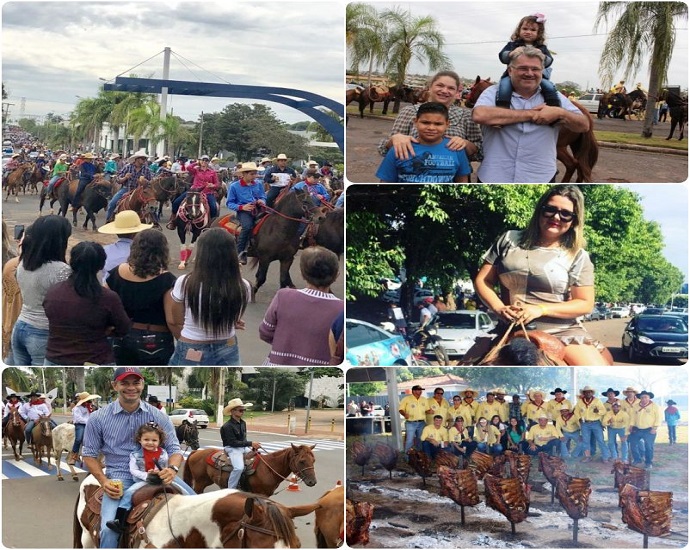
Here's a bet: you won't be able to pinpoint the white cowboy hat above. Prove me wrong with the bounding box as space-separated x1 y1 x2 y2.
97 210 153 235
275 154 290 161
307 160 318 165
260 157 272 163
129 149 148 161
580 385 596 393
109 153 121 159
461 387 479 398
223 398 253 415
75 392 101 407
528 388 545 400
622 386 639 394
238 162 260 172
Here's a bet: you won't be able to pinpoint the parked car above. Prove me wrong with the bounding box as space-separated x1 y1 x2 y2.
371 405 386 417
642 307 665 315
584 306 612 321
434 310 496 357
346 318 412 366
577 93 603 113
168 408 209 428
413 289 434 305
610 306 630 318
621 314 688 363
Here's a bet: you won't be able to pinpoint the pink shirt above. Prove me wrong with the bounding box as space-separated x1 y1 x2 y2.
187 163 220 194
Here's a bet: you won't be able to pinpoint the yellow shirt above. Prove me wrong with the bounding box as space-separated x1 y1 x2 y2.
602 398 622 413
632 401 661 429
425 397 451 426
620 397 639 418
573 397 606 422
448 426 470 443
494 400 510 422
421 424 449 444
524 401 550 423
555 413 580 434
458 399 479 423
446 405 465 425
603 410 630 432
547 398 572 419
526 423 562 445
399 395 427 422
475 401 503 423
473 424 501 445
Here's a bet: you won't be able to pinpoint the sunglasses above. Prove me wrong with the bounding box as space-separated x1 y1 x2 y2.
541 204 576 222
435 392 444 395
237 408 246 412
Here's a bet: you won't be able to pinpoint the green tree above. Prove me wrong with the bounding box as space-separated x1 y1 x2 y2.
595 2 688 138
1 368 34 392
242 370 306 411
380 7 451 113
346 3 388 89
348 382 385 396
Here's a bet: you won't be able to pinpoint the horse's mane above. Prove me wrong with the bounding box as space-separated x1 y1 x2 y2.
260 498 300 548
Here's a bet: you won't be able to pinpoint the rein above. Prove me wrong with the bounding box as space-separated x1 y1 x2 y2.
481 320 529 364
260 204 313 224
222 511 279 548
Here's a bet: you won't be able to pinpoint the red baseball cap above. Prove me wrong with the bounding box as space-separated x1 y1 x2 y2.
113 367 144 381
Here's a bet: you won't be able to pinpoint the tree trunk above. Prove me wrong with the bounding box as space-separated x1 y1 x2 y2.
641 42 664 138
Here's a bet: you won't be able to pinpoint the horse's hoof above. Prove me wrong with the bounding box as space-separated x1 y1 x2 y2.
57 476 64 481
72 475 79 481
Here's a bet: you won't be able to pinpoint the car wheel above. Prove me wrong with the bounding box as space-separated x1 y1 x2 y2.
200 426 207 429
627 342 638 362
433 343 450 366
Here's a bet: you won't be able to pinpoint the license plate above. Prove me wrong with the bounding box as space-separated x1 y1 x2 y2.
661 347 683 353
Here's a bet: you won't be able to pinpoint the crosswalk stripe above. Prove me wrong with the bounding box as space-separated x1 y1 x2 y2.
3 459 51 477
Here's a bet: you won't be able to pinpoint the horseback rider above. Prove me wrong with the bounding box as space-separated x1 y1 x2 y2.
226 162 267 265
105 150 153 222
1 393 23 429
263 153 297 208
2 153 22 180
220 398 261 490
165 155 220 229
21 392 56 445
45 154 70 195
293 170 330 206
611 80 627 105
68 392 100 465
103 153 120 181
72 152 99 206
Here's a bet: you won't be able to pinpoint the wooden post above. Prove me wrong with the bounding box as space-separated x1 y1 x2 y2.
573 518 578 542
460 505 466 526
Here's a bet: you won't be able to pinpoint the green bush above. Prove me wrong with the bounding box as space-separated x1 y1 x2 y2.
177 397 215 419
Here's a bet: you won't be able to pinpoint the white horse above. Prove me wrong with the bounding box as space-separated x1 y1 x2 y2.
52 422 79 481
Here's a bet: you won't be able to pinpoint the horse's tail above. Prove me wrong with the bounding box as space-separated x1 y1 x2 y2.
571 103 599 182
182 449 197 487
73 491 84 548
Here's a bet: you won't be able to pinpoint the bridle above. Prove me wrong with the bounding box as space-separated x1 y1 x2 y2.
222 514 282 548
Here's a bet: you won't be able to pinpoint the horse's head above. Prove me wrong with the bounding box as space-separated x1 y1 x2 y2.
184 191 205 221
288 443 317 487
464 76 493 108
9 407 23 427
234 497 302 549
179 419 200 450
37 416 53 438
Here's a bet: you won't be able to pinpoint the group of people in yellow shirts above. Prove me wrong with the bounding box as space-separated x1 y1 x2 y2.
398 383 662 469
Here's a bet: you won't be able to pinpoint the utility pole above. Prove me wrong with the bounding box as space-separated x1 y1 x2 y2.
304 369 314 434
198 112 204 158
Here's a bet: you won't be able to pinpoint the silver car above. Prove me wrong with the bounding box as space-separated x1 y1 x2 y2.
577 93 603 113
435 310 496 357
169 408 209 428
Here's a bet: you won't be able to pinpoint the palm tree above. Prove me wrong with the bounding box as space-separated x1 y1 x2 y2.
1 368 34 393
346 3 388 89
380 7 451 113
107 90 153 155
71 95 114 152
596 1 688 137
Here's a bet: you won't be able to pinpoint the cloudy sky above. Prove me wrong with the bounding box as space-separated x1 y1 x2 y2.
2 1 345 125
350 1 688 91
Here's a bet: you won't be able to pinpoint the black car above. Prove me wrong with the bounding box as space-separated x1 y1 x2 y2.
621 314 688 363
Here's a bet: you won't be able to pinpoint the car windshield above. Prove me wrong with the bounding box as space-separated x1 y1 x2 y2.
194 410 206 415
347 321 388 347
638 318 688 334
438 313 477 329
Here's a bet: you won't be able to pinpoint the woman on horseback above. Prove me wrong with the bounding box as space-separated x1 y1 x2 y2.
474 185 609 366
166 228 250 365
166 155 220 229
45 153 69 195
68 392 100 465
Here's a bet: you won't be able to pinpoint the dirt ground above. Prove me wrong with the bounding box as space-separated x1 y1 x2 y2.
345 115 688 183
347 437 688 549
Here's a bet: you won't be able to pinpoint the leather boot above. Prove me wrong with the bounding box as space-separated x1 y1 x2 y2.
166 213 177 230
106 506 130 534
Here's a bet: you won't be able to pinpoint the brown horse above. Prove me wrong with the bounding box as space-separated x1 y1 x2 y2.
4 406 25 461
465 76 598 182
183 443 318 495
310 206 344 257
112 180 159 226
26 163 46 195
346 86 363 106
314 484 345 548
4 164 33 202
74 474 319 548
31 416 54 467
151 172 186 219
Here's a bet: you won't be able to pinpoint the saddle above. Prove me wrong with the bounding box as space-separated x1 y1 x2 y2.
81 482 183 548
216 212 241 237
206 450 259 476
462 325 566 366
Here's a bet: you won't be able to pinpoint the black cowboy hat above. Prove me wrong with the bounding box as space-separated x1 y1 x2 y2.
26 390 41 398
601 388 620 396
666 400 676 405
636 390 655 399
550 388 567 395
6 393 20 400
148 395 160 404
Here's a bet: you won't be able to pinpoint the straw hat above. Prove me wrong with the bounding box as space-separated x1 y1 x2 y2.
580 385 596 394
129 149 148 161
75 392 101 407
493 387 507 396
238 162 259 172
622 386 639 394
528 389 545 400
82 152 96 159
260 157 272 163
462 387 479 399
275 154 290 161
97 210 153 235
223 398 253 415
307 160 318 166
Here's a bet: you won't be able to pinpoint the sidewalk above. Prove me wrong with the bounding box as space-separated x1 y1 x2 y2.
243 408 344 440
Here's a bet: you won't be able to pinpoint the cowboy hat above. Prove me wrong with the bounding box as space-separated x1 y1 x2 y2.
260 157 272 163
636 390 655 399
622 386 639 394
82 152 96 159
98 210 153 235
223 398 253 415
537 413 549 420
6 393 20 400
493 387 507 396
129 149 148 161
11 153 20 158
109 153 120 159
211 157 219 162
26 391 41 398
307 160 318 165
528 389 545 400
274 154 290 161
75 392 101 407
411 385 425 391
462 387 479 398
199 155 210 161
601 388 620 397
147 395 160 404
666 399 676 405
238 162 259 172
550 388 567 395
580 385 596 393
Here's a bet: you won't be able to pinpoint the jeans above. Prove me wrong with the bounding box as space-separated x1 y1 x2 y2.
25 419 57 443
580 421 610 459
525 438 560 456
225 446 248 489
561 430 581 458
476 442 503 455
668 424 677 443
497 73 559 106
403 420 425 453
168 339 240 366
100 477 136 548
113 330 175 366
46 175 63 194
422 441 443 459
72 423 86 453
236 210 255 253
11 320 49 366
266 186 286 208
607 427 627 461
628 428 657 465
106 187 130 221
119 477 196 509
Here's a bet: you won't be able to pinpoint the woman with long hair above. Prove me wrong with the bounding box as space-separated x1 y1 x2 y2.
106 229 177 365
10 215 72 365
43 241 130 365
505 416 526 452
166 228 249 365
475 184 609 365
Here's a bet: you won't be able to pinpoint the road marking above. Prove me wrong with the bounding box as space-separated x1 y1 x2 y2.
205 439 345 453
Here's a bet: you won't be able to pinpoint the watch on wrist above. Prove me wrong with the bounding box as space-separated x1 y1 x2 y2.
169 465 179 473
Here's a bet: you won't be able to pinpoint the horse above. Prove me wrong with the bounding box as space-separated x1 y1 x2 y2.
111 180 160 226
357 84 416 117
308 207 344 257
665 91 688 141
81 175 118 231
174 191 213 269
314 484 345 548
73 474 319 548
247 188 327 299
5 406 25 461
183 443 318 496
31 415 54 467
598 89 646 120
26 163 46 195
151 172 186 220
175 419 200 452
52 422 79 481
4 164 33 202
346 86 363 106
465 76 598 182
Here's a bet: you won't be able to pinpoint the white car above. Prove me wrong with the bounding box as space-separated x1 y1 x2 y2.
610 306 630 318
371 405 386 417
435 310 496 357
169 408 209 428
577 93 604 114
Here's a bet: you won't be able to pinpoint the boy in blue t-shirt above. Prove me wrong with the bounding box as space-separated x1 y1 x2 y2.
376 102 471 183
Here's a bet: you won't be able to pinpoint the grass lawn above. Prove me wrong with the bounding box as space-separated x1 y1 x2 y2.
595 130 688 151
